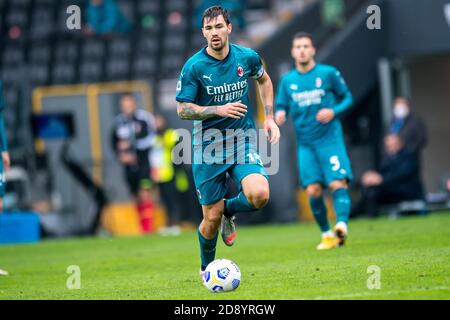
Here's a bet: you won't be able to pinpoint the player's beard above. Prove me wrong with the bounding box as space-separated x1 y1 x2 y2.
210 37 225 51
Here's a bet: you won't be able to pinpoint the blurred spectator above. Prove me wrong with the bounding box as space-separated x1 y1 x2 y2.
195 0 247 31
111 95 156 233
354 134 425 217
85 0 131 36
389 97 427 154
150 115 185 236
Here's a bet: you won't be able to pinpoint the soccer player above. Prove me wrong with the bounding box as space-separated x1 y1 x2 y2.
275 32 354 250
0 80 11 276
176 6 280 276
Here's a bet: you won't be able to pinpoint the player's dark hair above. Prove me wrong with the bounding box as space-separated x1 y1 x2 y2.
202 6 231 28
293 32 315 46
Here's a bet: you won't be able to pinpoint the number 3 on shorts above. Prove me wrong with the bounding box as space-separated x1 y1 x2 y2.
330 155 341 172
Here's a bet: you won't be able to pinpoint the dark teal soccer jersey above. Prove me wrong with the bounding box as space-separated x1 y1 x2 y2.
276 64 354 187
176 44 264 152
275 63 353 145
175 44 267 205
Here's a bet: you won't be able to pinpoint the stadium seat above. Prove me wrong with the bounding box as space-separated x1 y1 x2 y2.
29 9 54 40
54 41 78 62
132 56 157 79
163 32 187 51
137 0 160 15
136 36 159 54
29 64 49 86
28 44 51 63
5 6 28 29
166 0 188 12
1 67 21 85
52 63 76 85
79 60 103 83
2 45 24 65
108 38 131 58
82 40 105 60
106 57 129 80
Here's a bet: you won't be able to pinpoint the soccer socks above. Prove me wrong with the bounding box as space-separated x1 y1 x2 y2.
333 188 351 224
224 192 257 218
309 196 330 232
198 229 218 271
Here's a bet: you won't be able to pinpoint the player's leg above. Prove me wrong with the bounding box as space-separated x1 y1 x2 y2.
319 138 353 246
193 164 229 273
221 164 269 246
299 145 338 250
329 179 351 245
198 200 223 272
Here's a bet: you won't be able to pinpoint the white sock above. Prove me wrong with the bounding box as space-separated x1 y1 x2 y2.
321 230 334 238
335 221 348 233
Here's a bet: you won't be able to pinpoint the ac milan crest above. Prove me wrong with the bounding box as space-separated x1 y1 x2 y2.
237 66 244 77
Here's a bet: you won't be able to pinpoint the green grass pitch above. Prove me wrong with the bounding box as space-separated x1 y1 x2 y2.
0 213 449 300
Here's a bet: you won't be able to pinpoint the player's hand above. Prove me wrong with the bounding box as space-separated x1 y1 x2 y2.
316 108 335 124
275 110 287 126
216 102 248 119
362 171 383 187
2 152 10 171
264 118 280 144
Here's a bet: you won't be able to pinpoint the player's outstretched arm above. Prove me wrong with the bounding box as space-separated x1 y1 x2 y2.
256 72 280 144
177 101 248 120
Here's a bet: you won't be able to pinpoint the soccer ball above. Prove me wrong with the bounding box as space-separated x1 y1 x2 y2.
202 259 241 293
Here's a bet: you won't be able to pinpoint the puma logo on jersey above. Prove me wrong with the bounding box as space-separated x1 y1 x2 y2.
203 74 213 81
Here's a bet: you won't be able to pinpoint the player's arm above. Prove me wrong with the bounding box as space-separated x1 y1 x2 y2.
317 69 353 124
177 101 248 120
274 77 289 126
256 71 280 144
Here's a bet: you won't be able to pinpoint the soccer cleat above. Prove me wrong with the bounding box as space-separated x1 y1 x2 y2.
333 222 348 247
316 235 339 250
220 214 236 247
0 268 9 276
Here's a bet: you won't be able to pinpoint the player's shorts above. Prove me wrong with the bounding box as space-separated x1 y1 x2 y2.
192 162 268 206
297 134 352 189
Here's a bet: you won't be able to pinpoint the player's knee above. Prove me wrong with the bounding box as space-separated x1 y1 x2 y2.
306 184 323 198
203 207 222 227
247 187 270 209
329 180 348 192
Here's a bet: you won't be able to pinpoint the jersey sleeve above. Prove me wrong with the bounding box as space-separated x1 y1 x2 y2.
275 76 290 115
248 49 265 80
175 62 199 104
329 68 353 116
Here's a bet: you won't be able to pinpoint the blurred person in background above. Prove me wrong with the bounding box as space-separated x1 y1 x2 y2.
85 0 131 36
0 81 11 276
389 96 427 154
111 94 156 233
355 134 425 218
150 115 183 236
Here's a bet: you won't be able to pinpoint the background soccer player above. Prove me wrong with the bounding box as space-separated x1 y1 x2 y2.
275 32 354 250
0 80 10 276
176 6 280 277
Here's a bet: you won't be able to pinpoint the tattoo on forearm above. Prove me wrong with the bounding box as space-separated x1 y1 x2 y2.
179 104 217 120
264 105 274 117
